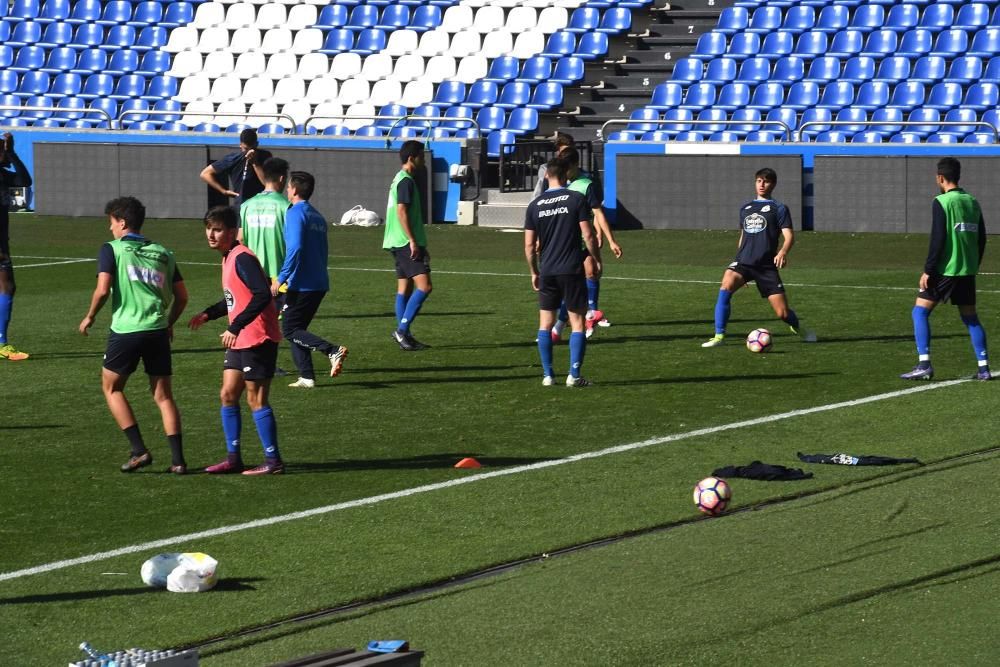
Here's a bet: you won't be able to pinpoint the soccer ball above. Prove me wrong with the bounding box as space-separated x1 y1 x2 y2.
746 328 772 353
693 477 732 516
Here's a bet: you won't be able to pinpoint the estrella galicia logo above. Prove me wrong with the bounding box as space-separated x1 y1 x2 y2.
743 212 767 234
224 288 235 310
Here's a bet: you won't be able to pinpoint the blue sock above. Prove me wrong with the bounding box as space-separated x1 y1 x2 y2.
912 305 932 362
252 406 280 460
961 314 989 365
394 293 407 328
399 289 428 334
586 279 600 311
0 293 11 344
713 290 732 335
558 302 568 323
569 331 586 378
221 405 241 455
782 308 800 330
537 329 554 377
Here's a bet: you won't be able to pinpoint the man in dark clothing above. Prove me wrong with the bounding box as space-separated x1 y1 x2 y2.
199 128 272 208
0 132 32 361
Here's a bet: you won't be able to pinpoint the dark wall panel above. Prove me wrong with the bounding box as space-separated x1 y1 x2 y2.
120 144 209 219
615 155 803 230
34 143 120 217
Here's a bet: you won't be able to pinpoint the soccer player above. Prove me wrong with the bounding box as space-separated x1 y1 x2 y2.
78 197 188 474
900 157 989 381
239 157 289 290
551 147 623 342
275 171 348 388
0 132 32 361
189 206 284 475
199 128 272 208
701 168 816 348
384 140 432 351
532 132 574 199
525 158 602 387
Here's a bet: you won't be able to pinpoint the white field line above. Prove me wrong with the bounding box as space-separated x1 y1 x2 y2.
16 258 92 269
0 379 966 584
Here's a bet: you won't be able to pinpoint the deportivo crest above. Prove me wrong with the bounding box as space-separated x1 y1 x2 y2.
224 288 235 310
743 212 768 233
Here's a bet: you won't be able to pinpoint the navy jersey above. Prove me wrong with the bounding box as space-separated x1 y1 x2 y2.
524 188 590 276
734 198 792 266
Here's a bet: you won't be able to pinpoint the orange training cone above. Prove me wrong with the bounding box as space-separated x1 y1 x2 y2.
454 457 482 469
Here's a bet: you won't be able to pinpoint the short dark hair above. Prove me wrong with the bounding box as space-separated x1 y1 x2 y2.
561 147 580 168
289 171 315 200
554 132 575 150
204 205 239 229
105 196 146 231
239 128 259 148
755 167 778 183
399 140 424 164
937 157 961 183
260 157 289 186
545 158 568 184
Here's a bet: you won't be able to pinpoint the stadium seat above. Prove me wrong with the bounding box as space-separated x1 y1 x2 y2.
703 58 737 85
888 81 926 111
385 30 423 59
449 30 482 59
870 107 904 134
338 77 370 106
747 82 784 111
716 6 748 35
838 56 874 84
53 96 86 122
747 6 781 34
908 56 945 84
574 32 608 61
69 22 104 50
828 30 863 58
744 130 782 143
885 4 920 34
97 1 133 27
322 124 351 137
0 93 20 117
130 2 163 27
816 5 849 33
759 31 794 61
9 46 45 74
920 4 955 31
692 108 727 134
38 0 70 25
597 7 630 34
79 73 114 101
506 107 538 135
727 32 761 61
352 125 383 138
782 81 818 111
835 107 868 134
735 57 770 84
963 82 1000 111
66 0 100 26
106 49 139 77
120 98 150 125
659 108 693 134
49 72 82 99
540 31 576 59
551 57 585 85
874 56 911 83
526 82 563 110
411 5 442 31
355 29 387 56
347 4 379 31
969 27 1000 57
475 106 506 133
813 130 850 143
780 5 815 32
455 56 487 84
407 104 439 128
38 21 72 48
680 82 717 110
160 2 193 30
375 103 406 130
897 29 933 58
309 101 344 131
983 56 1000 82
728 108 761 137
805 56 840 83
956 3 991 30
484 56 519 84
772 56 805 84
907 108 941 137
376 4 410 31
429 81 466 109
519 56 553 85
14 71 50 100
859 29 897 58
135 51 170 78
486 129 516 159
930 29 968 57
471 5 505 34
566 7 600 34
765 107 797 135
855 81 890 110
320 28 355 55
481 30 514 60
465 81 499 109
925 82 963 111
944 57 983 85
670 59 703 84
8 20 42 48
360 53 393 82
714 82 750 111
964 132 996 144
852 5 886 33
794 31 828 58
506 7 538 34
71 48 108 76
624 108 659 134
798 107 832 139
87 97 117 127
537 6 569 33
495 82 531 110
940 108 980 137
152 98 182 123
442 105 474 131
440 5 472 33
648 83 683 111
852 131 885 143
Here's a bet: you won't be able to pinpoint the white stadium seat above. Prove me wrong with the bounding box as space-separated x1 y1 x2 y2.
286 5 318 31
234 51 266 79
259 28 292 55
307 76 340 104
183 99 216 126
264 51 297 79
280 100 311 129
331 52 363 80
203 50 236 78
385 30 419 58
247 99 278 125
309 101 344 131
291 29 323 56
441 5 474 33
163 26 198 53
224 3 256 29
338 77 370 105
193 3 225 30
537 6 570 33
393 54 426 83
197 27 231 54
455 55 488 83
216 99 247 124
417 29 450 58
297 52 329 79
511 30 545 59
424 55 457 83
209 74 243 102
168 50 203 76
254 3 287 30
401 80 434 108
344 103 376 131
472 6 505 33
481 30 514 59
448 30 482 58
242 74 275 102
370 79 403 107
229 27 262 54
360 52 393 82
506 7 538 32
176 74 210 103
272 76 305 104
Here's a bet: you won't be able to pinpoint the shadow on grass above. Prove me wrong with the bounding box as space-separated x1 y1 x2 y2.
0 578 263 604
334 373 539 388
600 372 836 386
0 424 68 430
316 311 494 320
285 453 554 474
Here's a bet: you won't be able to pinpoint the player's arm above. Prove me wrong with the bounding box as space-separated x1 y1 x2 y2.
247 148 270 187
524 207 540 292
580 212 602 276
921 200 948 289
592 207 622 259
0 134 32 187
978 212 987 264
200 161 238 198
774 228 794 269
275 209 302 295
79 272 112 335
189 299 226 329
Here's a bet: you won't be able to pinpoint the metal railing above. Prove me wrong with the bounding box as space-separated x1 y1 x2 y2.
117 109 297 131
0 103 113 128
303 113 480 138
499 140 595 193
599 118 794 142
796 119 999 142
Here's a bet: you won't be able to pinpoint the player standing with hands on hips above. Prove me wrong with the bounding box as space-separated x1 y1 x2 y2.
900 157 990 381
701 168 816 348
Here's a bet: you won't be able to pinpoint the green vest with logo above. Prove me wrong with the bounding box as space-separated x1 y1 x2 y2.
109 237 176 334
936 188 982 277
240 191 289 280
383 170 425 250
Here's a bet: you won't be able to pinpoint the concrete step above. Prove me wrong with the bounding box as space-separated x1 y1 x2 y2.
476 202 528 229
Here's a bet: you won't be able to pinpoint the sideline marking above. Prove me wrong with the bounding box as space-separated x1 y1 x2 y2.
16 258 92 269
0 379 967 583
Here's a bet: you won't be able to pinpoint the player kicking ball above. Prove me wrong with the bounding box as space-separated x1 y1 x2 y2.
702 168 815 348
189 206 285 475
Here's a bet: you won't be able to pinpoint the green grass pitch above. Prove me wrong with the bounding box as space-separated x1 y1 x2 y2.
1 215 998 665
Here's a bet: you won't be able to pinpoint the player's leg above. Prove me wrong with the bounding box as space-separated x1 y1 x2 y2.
583 255 604 339
0 260 28 360
955 278 990 379
282 290 317 384
395 277 412 329
703 268 746 347
538 308 557 385
901 296 938 380
242 341 282 475
141 329 185 473
399 261 432 348
564 275 591 387
102 333 152 471
206 359 247 473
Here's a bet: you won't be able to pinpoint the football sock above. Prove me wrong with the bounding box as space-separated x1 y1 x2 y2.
123 424 146 456
912 305 932 359
252 406 280 461
166 433 185 467
961 314 989 365
399 289 429 334
0 293 11 344
557 302 568 324
537 329 554 378
552 319 566 337
221 405 241 455
394 293 407 328
586 279 600 311
569 331 586 379
713 290 732 335
782 309 800 330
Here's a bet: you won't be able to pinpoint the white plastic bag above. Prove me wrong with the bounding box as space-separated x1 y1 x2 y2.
141 552 219 593
338 204 382 226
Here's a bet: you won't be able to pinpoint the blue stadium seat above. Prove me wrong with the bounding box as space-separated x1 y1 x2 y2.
794 31 828 57
551 57 584 85
813 130 850 143
41 46 77 74
925 82 963 111
956 3 992 30
38 21 72 48
575 33 609 60
8 20 42 47
964 132 996 144
540 31 576 59
930 29 968 57
110 74 146 101
828 30 863 58
96 1 133 27
860 29 897 57
49 72 81 98
885 4 920 33
0 46 13 72
926 133 959 144
984 56 1000 82
964 82 999 111
566 7 600 34
86 97 116 127
649 82 683 110
909 56 946 84
152 98 182 123
7 0 40 23
875 56 911 83
71 48 106 76
354 29 386 56
673 131 705 142
317 4 349 30
920 4 955 32
376 5 410 31
780 5 815 32
851 5 885 33
53 96 86 121
14 71 49 100
661 108 694 134
805 56 840 83
32 117 64 128
983 109 1000 136
79 73 113 100
518 57 552 85
871 107 904 134
161 2 194 29
486 129 516 158
347 4 379 31
475 106 505 132
785 80 820 110
257 123 284 135
730 108 762 136
766 107 797 134
698 57 733 85
944 56 983 85
38 0 70 25
747 82 784 111
322 124 351 136
320 29 354 55
744 130 781 142
120 98 150 125
709 131 742 142
374 103 406 130
815 5 849 33
852 131 886 143
841 56 875 84
23 94 54 119
747 6 781 34
192 122 220 133
136 51 170 77
101 25 136 52
0 93 21 116
715 6 748 35
691 32 726 61
680 82 717 110
941 108 980 137
408 5 439 32
429 81 465 108
597 7 631 34
67 0 100 25
855 81 890 110
897 29 933 58
526 82 563 110
888 81 926 110
407 104 439 128
670 59 703 84
134 27 166 55
759 31 794 61
106 49 139 77
129 1 163 27
969 27 1000 56
772 56 805 83
907 108 941 137
70 23 104 49
694 108 728 134
484 56 519 84
817 81 854 110
0 22 8 44
143 75 177 101
727 32 761 60
715 82 751 111
495 82 530 110
441 105 474 131
835 107 868 133
9 46 45 73
735 57 770 84
625 108 660 133
387 126 423 139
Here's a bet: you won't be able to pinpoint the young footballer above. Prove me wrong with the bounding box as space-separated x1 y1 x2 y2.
0 132 32 361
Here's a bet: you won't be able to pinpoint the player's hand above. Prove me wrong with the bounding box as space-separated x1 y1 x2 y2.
188 312 209 330
610 240 623 259
919 272 930 291
774 252 787 269
409 240 419 260
531 273 540 292
596 231 605 248
223 189 239 198
593 260 603 276
220 330 237 349
270 278 280 297
78 316 93 335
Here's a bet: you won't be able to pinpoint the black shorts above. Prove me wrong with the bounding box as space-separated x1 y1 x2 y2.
539 273 588 313
728 262 785 298
0 248 12 273
391 246 431 279
919 274 976 306
104 329 172 377
224 340 279 381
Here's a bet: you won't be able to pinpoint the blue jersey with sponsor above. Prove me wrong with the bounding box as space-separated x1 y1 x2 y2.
734 198 792 266
277 200 330 292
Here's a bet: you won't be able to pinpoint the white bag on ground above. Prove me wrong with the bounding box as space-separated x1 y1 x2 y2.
141 552 219 593
338 204 382 226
